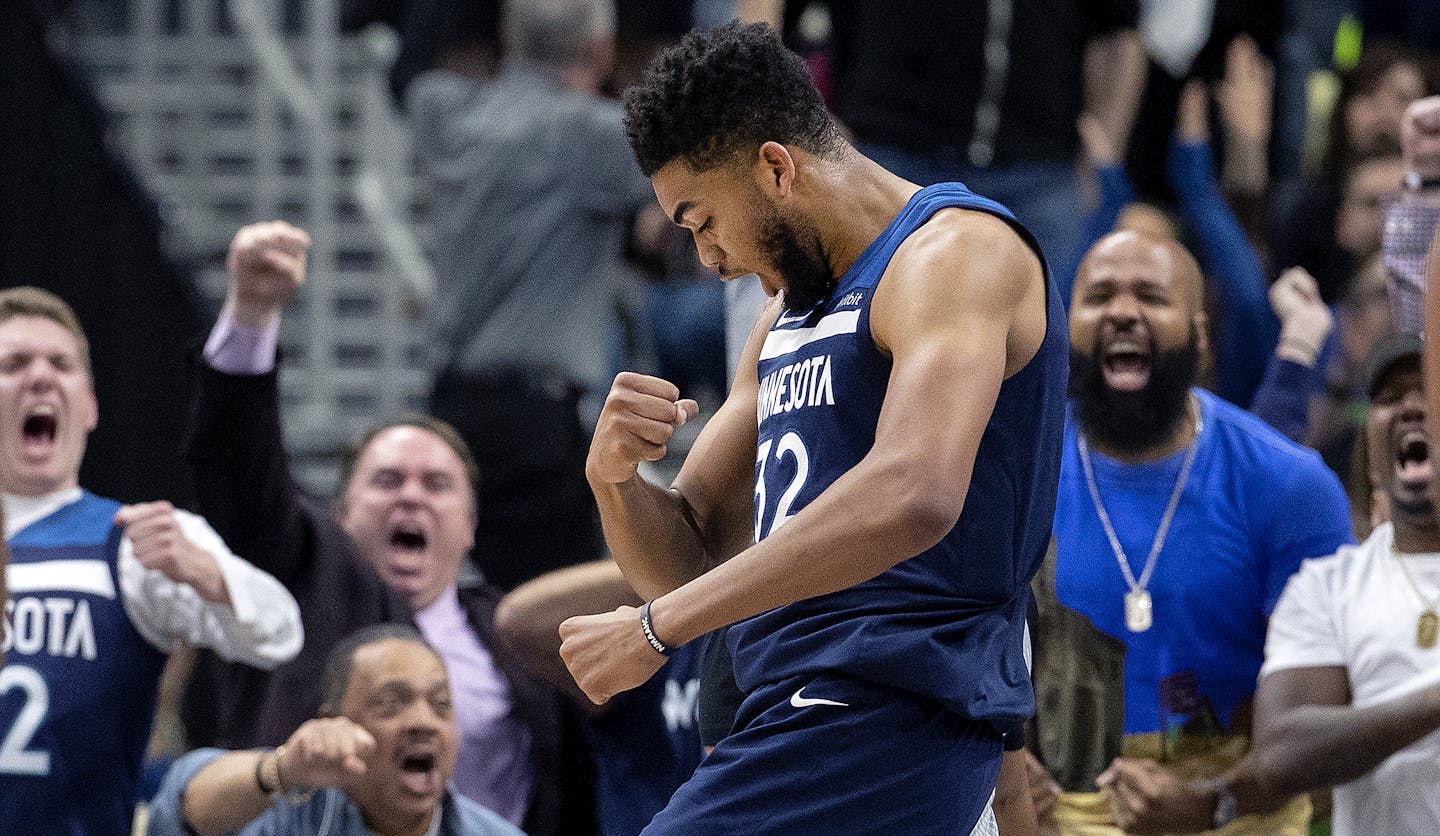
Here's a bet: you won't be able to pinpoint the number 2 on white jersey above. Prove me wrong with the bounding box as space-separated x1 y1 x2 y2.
0 666 51 775
754 432 810 540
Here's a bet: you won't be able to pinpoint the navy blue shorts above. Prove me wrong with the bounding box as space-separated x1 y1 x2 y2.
642 672 1003 835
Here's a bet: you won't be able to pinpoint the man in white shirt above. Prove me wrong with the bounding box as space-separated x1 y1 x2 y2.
0 285 303 834
1100 333 1440 834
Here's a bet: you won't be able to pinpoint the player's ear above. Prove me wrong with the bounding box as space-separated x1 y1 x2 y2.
756 141 795 197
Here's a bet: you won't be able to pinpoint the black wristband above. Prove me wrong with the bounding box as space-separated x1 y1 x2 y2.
639 601 673 657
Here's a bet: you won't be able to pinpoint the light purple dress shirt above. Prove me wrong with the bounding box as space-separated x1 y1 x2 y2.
1383 191 1440 336
416 587 533 825
203 309 281 374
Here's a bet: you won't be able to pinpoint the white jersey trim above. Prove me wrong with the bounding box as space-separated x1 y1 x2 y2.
759 310 860 362
8 559 116 599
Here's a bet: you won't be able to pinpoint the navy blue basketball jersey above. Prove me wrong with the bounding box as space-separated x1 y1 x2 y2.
0 491 167 834
729 183 1067 729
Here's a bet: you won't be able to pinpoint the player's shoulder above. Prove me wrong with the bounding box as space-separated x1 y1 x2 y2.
886 207 1037 300
901 205 1030 261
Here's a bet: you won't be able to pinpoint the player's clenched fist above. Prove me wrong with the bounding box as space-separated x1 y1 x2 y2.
559 605 669 705
586 372 700 485
115 502 227 604
277 717 376 789
225 220 311 328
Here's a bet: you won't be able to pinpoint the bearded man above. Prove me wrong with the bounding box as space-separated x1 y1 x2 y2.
1031 231 1354 835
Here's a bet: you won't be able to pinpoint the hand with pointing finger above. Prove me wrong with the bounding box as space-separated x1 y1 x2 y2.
586 372 700 485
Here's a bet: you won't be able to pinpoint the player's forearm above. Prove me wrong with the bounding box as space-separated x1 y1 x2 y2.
994 748 1041 836
591 475 712 601
651 454 960 646
182 751 276 836
495 561 642 710
1424 227 1440 509
1229 684 1440 814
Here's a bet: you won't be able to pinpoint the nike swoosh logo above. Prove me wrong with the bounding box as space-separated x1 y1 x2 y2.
790 687 849 708
774 312 812 327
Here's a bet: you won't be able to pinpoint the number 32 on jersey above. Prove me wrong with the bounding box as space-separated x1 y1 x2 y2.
754 431 810 542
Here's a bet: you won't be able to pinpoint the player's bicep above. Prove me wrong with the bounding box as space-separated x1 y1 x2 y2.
875 324 1008 494
867 215 1031 496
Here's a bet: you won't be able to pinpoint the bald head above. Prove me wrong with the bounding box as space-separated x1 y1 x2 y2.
1069 231 1209 457
1076 230 1205 314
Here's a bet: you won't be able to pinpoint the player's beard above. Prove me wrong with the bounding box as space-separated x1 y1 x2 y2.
750 191 834 314
1070 325 1201 455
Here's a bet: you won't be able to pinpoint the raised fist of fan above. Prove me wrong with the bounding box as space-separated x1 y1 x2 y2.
225 221 311 328
1403 96 1440 183
276 717 377 789
586 372 699 485
116 501 229 604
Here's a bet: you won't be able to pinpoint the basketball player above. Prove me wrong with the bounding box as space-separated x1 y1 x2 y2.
557 23 1066 834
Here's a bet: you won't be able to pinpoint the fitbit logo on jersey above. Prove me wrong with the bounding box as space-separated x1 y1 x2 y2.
757 354 836 424
2 598 98 660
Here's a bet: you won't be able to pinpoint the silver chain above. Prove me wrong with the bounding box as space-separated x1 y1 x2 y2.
1077 396 1202 595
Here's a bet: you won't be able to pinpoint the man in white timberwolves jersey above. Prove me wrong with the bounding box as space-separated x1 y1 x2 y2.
0 286 302 834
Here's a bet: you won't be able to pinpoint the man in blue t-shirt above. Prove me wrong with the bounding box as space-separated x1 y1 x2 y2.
1034 231 1354 834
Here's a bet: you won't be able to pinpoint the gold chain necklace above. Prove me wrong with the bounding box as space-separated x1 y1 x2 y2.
1391 539 1440 649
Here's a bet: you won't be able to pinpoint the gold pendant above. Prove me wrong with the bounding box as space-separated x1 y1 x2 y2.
1418 610 1439 649
1125 589 1153 633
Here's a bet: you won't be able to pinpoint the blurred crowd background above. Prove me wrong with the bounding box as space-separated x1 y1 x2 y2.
6 0 1440 834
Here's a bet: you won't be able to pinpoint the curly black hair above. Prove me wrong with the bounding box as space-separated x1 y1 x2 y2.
622 21 845 177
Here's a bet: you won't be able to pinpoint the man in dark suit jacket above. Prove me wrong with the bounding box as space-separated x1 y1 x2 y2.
183 221 595 836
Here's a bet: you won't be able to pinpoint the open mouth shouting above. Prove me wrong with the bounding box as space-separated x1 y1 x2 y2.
395 744 442 797
19 403 59 461
1395 426 1432 488
389 521 429 554
1100 334 1153 393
